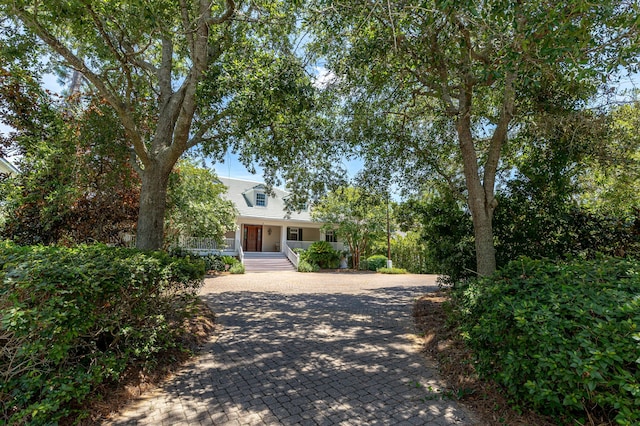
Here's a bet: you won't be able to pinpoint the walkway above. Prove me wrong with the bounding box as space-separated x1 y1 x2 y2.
105 272 476 425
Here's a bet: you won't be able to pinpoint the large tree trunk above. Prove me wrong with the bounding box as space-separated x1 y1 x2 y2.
457 90 499 277
136 163 171 250
468 197 497 276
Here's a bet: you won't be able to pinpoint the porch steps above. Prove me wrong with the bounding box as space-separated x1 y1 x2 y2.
243 252 296 273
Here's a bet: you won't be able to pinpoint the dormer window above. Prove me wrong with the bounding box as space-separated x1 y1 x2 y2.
255 192 267 207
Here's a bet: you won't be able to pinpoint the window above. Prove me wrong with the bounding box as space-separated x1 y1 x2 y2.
287 227 300 241
325 230 337 243
255 192 266 207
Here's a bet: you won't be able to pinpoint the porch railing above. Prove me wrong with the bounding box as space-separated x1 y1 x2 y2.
285 240 346 251
178 237 235 252
284 244 299 269
124 235 236 254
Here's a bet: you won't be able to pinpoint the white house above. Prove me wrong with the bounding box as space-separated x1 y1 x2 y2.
218 177 345 256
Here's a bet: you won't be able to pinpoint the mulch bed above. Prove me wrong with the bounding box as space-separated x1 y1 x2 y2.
412 291 556 426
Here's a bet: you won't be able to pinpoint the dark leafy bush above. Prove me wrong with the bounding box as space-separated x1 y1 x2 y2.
454 256 640 424
0 241 205 425
201 254 225 272
306 241 339 269
365 254 388 271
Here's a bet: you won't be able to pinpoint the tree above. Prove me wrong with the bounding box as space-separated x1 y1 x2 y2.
311 186 386 270
165 158 236 244
579 101 640 216
308 0 639 275
3 0 331 250
0 67 139 245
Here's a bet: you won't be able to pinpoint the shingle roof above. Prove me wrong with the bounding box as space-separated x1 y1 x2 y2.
218 177 313 223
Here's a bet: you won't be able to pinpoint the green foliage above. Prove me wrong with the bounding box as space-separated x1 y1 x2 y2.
229 263 245 274
0 241 205 424
365 254 388 271
201 255 225 272
312 187 387 270
4 0 343 250
165 159 237 244
307 0 640 276
0 69 139 245
400 184 639 284
377 267 407 274
454 257 640 424
398 193 476 284
579 102 640 217
297 259 319 273
169 252 238 272
222 256 239 266
306 241 339 269
389 232 431 274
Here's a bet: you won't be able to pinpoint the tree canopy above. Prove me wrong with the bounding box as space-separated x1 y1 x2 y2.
307 0 640 275
2 0 342 249
311 186 387 270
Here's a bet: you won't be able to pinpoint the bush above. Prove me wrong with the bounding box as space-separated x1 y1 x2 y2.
378 267 407 274
365 254 388 271
298 259 319 272
201 254 225 271
0 241 205 425
306 241 339 269
454 256 640 424
222 255 239 267
229 262 245 274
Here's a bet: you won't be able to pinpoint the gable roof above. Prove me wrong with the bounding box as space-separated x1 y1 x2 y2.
0 157 18 176
218 177 312 222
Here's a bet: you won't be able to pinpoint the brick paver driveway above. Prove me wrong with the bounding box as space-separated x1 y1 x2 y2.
106 272 476 425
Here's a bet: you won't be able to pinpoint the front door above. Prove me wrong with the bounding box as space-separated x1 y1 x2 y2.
243 225 262 252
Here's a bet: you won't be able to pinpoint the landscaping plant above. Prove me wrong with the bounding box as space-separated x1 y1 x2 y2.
365 254 388 271
306 241 339 269
454 256 640 425
0 242 205 425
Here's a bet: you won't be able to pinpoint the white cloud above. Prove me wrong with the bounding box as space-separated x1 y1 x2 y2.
312 65 336 89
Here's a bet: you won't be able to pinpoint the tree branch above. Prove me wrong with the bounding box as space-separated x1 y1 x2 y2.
12 5 151 167
484 70 515 201
207 0 236 25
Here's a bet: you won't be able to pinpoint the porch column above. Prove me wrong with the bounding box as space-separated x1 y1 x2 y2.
280 226 287 253
235 226 242 253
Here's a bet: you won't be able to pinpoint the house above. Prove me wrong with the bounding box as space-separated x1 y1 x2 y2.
218 177 345 257
0 157 18 181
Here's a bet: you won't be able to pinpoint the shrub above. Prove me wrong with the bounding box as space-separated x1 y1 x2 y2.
229 263 245 274
378 267 407 274
306 241 339 269
298 259 319 272
366 254 388 271
454 256 640 425
0 241 205 425
222 255 239 266
201 254 225 271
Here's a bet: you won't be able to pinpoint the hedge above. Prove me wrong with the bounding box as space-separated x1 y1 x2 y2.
454 256 639 425
0 241 205 424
